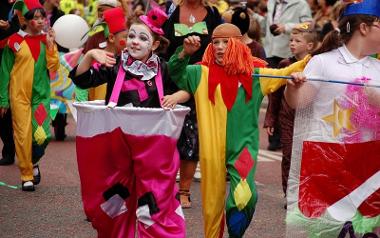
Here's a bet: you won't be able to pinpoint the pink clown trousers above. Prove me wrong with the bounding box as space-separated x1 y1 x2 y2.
74 103 189 238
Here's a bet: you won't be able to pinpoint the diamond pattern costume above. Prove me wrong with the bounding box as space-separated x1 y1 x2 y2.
0 29 59 181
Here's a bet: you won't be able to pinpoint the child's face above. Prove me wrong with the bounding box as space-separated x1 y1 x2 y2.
25 11 46 34
113 30 128 53
289 33 311 59
212 37 229 65
365 20 380 55
127 24 156 62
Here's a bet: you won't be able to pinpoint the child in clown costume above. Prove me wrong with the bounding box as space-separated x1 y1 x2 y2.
168 23 309 237
70 7 200 238
0 0 59 192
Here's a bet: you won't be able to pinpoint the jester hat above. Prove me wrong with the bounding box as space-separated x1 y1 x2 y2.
87 7 127 39
13 0 43 16
343 0 380 18
103 7 127 36
139 6 168 35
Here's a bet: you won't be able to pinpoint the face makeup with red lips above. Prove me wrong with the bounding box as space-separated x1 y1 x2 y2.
126 23 160 62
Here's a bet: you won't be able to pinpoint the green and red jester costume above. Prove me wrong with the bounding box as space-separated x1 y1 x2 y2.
168 23 309 238
0 0 59 184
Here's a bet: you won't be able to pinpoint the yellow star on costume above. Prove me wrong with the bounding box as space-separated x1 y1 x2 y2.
322 99 355 137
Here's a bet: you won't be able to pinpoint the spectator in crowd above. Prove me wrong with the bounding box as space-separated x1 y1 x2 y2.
313 0 338 31
0 0 18 166
264 22 319 207
257 0 312 151
41 0 71 141
209 0 229 14
223 6 266 60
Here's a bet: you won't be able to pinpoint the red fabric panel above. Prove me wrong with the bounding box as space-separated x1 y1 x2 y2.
299 140 380 218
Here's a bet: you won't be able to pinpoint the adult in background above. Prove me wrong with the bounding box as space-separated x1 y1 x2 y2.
223 6 266 60
162 0 222 209
263 0 312 67
0 0 18 166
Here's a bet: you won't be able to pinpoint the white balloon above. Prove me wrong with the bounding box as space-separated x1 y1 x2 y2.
53 14 89 49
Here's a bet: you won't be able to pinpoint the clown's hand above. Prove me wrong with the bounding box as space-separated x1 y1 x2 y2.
91 49 116 67
46 27 56 50
183 35 201 56
287 72 307 88
161 95 178 110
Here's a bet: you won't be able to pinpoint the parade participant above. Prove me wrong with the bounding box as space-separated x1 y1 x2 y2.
285 0 380 236
0 0 59 191
71 7 193 109
81 0 119 102
88 7 128 58
70 6 200 237
168 23 309 238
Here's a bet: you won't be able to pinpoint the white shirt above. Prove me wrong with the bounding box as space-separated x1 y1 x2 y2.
300 45 380 142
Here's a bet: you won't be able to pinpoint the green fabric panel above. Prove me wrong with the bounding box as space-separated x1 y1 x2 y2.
30 42 53 164
225 73 264 237
167 46 202 94
75 86 89 101
0 46 15 107
32 43 51 107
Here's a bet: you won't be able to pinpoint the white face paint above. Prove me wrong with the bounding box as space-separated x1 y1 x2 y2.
127 24 154 62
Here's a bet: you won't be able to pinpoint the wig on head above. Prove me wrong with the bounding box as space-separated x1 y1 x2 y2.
202 38 266 76
202 23 266 75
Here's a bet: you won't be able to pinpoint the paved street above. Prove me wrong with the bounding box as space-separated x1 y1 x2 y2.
0 108 287 238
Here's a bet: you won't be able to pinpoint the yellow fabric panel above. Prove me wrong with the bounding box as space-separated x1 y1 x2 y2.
11 102 33 181
259 55 310 96
9 41 35 181
9 41 34 104
46 44 59 72
88 84 107 101
194 65 228 238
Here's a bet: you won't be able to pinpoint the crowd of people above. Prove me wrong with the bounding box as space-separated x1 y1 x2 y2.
0 0 379 237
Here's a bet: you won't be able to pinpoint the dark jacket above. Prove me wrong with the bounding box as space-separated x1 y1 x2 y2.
69 57 178 107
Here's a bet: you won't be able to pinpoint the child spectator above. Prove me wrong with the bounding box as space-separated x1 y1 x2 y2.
264 22 319 206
